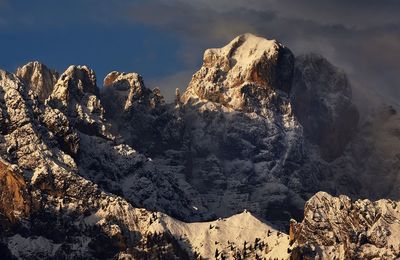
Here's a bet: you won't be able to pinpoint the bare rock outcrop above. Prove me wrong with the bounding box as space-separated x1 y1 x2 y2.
1 33 398 259
16 61 59 102
0 67 193 259
102 71 164 115
176 33 305 223
182 33 294 113
101 71 179 156
290 192 400 259
0 159 30 230
48 65 108 137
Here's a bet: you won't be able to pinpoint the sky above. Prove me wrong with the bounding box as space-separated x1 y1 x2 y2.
0 0 399 103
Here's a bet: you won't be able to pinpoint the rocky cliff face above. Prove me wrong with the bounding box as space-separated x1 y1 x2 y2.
182 33 294 112
16 61 59 102
290 192 400 259
0 159 30 230
291 54 359 161
0 66 196 259
0 33 398 259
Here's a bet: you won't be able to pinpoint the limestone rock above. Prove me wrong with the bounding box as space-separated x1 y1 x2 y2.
48 65 108 137
101 71 175 155
0 68 198 259
51 65 98 104
0 159 30 229
291 192 400 259
16 61 59 102
41 106 80 156
182 33 294 113
102 71 164 114
0 33 398 259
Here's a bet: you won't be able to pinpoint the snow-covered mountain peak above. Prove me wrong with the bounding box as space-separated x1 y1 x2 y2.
182 33 294 112
52 65 98 100
205 33 280 70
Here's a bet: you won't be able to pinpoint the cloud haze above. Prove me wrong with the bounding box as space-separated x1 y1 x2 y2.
0 0 398 105
118 0 400 104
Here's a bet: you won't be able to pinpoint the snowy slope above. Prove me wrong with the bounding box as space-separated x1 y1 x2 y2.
150 211 290 259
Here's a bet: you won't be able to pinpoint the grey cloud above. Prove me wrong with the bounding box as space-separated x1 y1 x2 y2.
118 0 400 108
3 0 397 107
122 1 273 44
192 0 400 28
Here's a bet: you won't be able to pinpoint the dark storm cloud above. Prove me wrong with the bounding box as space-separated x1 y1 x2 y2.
119 0 400 106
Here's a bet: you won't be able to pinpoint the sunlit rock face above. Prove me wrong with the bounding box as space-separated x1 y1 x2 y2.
291 192 400 259
0 160 30 229
182 33 295 113
170 34 305 223
16 61 59 102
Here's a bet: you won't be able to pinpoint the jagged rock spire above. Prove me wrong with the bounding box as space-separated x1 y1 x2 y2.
50 65 98 107
103 71 149 111
48 65 107 137
102 71 165 115
16 61 59 102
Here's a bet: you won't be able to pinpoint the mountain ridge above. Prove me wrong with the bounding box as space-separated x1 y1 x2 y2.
0 33 399 259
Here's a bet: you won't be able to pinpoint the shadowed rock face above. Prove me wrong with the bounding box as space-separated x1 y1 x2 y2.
48 65 109 137
291 54 359 161
100 71 174 156
102 71 161 113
